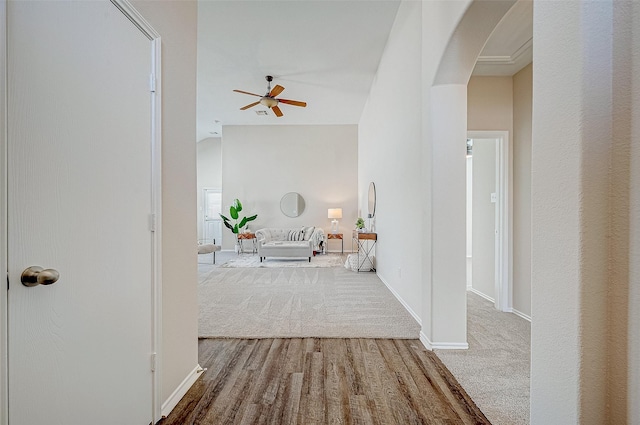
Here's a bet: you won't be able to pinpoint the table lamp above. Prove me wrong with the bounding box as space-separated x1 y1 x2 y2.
328 208 342 233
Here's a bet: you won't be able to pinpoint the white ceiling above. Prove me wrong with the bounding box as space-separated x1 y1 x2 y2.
196 0 532 141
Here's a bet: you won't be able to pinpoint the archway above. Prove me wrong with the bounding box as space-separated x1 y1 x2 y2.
424 0 516 347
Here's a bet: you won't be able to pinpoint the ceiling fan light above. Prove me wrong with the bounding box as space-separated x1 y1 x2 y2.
260 97 278 108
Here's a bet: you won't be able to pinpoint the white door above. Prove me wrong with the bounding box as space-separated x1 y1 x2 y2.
470 138 498 300
203 188 223 244
7 1 155 424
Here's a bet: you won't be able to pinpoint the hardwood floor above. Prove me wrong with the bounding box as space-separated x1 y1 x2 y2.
160 338 489 425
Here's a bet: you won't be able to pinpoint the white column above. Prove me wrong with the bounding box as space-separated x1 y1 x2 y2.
425 84 468 348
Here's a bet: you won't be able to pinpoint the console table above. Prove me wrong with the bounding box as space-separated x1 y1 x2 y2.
326 233 344 254
352 231 377 272
237 232 257 254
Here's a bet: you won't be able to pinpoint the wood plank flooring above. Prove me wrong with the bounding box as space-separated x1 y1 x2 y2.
159 338 490 425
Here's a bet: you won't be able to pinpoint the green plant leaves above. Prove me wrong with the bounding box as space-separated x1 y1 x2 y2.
230 206 239 220
221 199 256 236
233 198 243 213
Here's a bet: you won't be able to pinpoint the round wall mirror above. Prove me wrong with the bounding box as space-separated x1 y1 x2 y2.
367 182 376 217
280 192 305 218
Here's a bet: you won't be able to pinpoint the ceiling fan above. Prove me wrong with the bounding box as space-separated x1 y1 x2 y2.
233 75 307 117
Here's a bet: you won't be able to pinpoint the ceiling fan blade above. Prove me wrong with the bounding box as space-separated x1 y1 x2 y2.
269 84 285 97
240 101 260 110
272 105 284 117
233 89 262 97
278 98 307 108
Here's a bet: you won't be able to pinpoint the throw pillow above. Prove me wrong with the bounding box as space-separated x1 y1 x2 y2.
288 229 304 241
303 226 315 241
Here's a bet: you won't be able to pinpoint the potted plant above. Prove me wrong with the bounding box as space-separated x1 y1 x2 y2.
220 199 257 250
355 217 365 232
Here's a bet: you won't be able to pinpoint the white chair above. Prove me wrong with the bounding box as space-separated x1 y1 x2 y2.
198 239 221 264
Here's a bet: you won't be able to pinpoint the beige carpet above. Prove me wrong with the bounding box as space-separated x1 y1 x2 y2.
435 292 531 425
198 263 421 339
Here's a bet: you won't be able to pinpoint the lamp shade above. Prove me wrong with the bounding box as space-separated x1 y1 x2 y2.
327 208 342 219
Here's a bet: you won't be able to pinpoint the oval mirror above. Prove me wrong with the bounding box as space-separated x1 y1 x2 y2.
368 182 376 217
280 192 305 218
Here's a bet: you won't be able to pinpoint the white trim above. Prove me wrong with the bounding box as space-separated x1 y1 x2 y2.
377 274 422 326
419 331 432 350
0 1 7 424
467 131 512 313
433 342 470 350
110 0 160 40
512 308 532 322
150 37 163 424
467 287 495 304
476 38 533 65
161 364 204 418
420 332 469 350
111 1 163 421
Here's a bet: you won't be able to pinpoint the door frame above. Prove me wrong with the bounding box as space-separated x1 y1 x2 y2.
467 130 512 312
0 1 163 423
1 1 8 423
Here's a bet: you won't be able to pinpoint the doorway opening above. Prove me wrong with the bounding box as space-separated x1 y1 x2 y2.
467 131 511 312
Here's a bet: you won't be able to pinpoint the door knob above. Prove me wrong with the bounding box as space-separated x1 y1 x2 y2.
21 266 60 287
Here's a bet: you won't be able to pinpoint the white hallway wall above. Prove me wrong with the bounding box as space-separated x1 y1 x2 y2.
359 0 426 325
532 0 640 422
360 0 472 344
512 63 532 319
221 125 358 251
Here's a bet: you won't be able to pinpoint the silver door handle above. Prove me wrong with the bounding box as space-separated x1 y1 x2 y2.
21 266 60 287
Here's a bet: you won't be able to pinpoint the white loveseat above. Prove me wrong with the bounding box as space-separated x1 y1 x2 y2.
255 227 325 262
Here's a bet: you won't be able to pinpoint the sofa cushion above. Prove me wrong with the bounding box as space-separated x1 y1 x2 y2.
263 241 309 248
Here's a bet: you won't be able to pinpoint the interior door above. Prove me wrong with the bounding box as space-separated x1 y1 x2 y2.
7 1 154 423
471 138 498 300
203 188 223 244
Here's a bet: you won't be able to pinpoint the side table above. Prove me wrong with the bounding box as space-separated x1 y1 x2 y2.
326 233 344 254
353 231 377 272
237 232 257 254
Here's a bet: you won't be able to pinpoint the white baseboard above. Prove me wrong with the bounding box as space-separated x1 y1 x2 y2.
377 274 422 326
467 287 495 303
377 275 469 350
419 331 432 350
419 331 468 350
161 364 204 418
512 308 532 322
